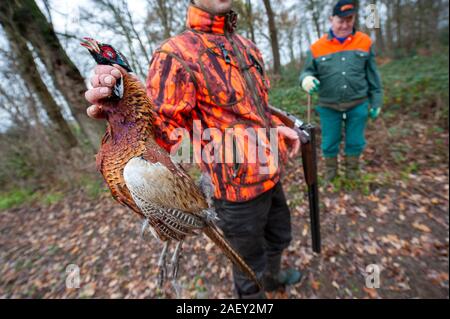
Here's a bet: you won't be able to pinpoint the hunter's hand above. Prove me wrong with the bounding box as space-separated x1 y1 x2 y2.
369 107 381 120
278 126 300 158
301 76 320 95
85 64 143 119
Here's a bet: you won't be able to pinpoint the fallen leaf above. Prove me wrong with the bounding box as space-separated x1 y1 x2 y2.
332 281 340 290
79 282 96 298
311 280 320 291
412 222 431 233
363 287 378 299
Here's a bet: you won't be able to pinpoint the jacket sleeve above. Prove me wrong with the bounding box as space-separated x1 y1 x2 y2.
146 51 196 153
366 45 384 109
299 50 318 84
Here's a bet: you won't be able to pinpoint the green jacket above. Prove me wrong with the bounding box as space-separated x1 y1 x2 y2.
300 30 383 111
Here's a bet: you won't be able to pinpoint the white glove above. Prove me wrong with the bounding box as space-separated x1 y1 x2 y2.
301 76 320 94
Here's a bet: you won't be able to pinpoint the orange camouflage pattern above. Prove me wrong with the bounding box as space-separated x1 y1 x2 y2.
146 5 288 202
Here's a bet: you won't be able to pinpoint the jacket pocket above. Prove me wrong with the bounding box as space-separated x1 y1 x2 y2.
198 45 251 115
220 124 279 187
350 50 369 70
316 55 334 75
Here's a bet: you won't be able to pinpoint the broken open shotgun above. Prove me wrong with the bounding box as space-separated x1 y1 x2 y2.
269 104 321 253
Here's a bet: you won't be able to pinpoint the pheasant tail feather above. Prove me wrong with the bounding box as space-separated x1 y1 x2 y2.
203 223 262 289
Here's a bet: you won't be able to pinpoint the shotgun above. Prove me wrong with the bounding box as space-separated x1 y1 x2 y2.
269 104 321 253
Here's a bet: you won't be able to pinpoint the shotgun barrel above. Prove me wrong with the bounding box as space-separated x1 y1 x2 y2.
268 105 321 253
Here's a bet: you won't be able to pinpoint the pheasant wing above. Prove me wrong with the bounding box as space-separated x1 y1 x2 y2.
123 140 209 239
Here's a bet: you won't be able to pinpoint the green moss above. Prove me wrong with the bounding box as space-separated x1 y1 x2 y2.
77 176 108 199
0 188 66 211
0 189 34 210
40 192 64 206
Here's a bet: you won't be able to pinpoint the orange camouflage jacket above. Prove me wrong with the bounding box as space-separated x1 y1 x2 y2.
146 5 288 202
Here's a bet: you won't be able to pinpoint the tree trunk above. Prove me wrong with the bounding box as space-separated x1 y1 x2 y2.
373 0 385 54
428 0 442 48
394 0 402 50
298 22 305 61
354 0 360 30
245 0 256 43
262 0 282 75
5 0 105 149
308 0 322 39
384 0 394 54
287 29 295 65
0 12 78 150
154 0 173 39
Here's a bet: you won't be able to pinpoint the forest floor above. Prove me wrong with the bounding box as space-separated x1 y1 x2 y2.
0 110 448 299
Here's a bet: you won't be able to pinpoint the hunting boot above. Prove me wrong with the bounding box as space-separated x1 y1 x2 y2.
344 155 360 180
324 157 338 182
263 254 302 292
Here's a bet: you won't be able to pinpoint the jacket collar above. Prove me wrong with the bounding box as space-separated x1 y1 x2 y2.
327 28 357 42
186 4 237 35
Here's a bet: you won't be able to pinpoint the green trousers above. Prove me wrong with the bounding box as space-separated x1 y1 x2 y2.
316 101 369 158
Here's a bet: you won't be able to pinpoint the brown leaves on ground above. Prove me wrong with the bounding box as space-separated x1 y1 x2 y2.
0 114 448 299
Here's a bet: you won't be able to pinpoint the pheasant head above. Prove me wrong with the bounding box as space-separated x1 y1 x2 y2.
81 37 132 73
81 37 154 140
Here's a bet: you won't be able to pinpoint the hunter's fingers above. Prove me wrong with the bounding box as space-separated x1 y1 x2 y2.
278 126 301 158
94 65 122 79
290 137 300 158
90 73 117 88
85 87 111 105
86 105 106 119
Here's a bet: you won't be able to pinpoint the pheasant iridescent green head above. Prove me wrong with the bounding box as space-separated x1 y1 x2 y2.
81 37 133 99
81 37 133 73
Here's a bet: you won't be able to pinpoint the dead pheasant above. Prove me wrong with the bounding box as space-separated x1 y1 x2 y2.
80 38 260 290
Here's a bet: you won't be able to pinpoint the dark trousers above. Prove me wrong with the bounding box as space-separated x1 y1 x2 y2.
213 182 292 296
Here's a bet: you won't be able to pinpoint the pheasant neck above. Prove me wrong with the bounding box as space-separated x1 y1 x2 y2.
106 111 153 144
105 75 155 143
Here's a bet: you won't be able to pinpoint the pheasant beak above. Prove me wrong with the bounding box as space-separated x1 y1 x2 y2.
80 37 101 53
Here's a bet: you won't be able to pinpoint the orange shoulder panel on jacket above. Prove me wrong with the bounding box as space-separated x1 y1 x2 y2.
311 31 373 58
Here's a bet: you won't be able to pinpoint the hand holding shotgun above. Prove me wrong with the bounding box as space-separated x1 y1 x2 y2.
268 97 322 254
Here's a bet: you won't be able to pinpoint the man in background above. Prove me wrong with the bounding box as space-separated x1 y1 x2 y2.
300 0 383 181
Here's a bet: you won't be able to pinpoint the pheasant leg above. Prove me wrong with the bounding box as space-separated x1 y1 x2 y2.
170 241 183 298
157 241 170 288
171 241 183 279
140 218 149 239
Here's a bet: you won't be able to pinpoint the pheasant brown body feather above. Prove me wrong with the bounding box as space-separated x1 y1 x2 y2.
96 73 260 286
